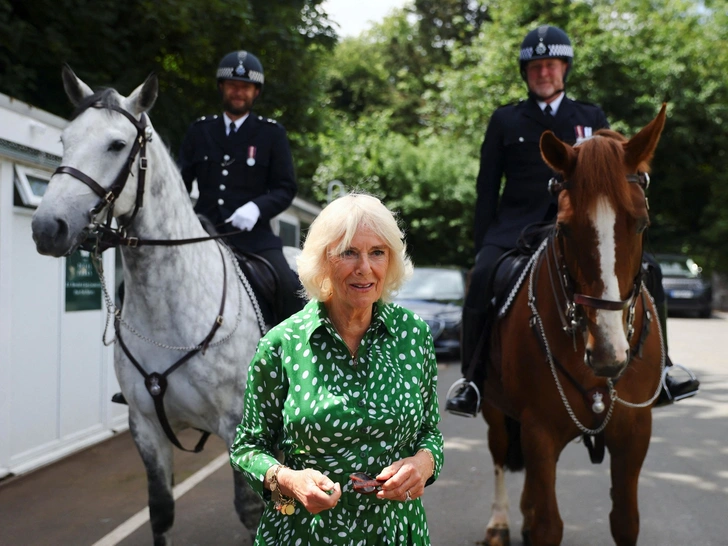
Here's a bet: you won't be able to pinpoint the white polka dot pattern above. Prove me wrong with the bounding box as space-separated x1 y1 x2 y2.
231 300 444 545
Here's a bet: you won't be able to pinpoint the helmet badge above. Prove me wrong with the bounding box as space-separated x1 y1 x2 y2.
535 41 547 55
235 62 247 77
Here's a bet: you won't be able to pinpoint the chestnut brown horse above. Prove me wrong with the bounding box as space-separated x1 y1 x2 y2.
480 105 667 546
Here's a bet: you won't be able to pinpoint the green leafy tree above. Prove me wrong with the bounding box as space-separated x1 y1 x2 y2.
0 0 336 193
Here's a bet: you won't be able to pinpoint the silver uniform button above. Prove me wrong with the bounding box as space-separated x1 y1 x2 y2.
204 155 208 160
217 198 224 205
222 169 228 176
219 184 226 191
518 137 524 142
223 154 230 161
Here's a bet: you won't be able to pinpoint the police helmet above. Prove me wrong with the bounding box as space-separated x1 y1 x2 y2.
216 51 265 87
519 25 573 82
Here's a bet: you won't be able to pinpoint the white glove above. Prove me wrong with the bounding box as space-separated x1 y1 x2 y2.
226 202 260 231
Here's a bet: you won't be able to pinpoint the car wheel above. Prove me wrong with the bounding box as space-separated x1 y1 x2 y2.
699 307 712 319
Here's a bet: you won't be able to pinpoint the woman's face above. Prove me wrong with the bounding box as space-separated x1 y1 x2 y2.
328 224 390 311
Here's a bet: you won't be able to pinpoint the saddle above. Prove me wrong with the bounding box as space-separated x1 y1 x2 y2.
491 222 554 314
197 215 282 328
475 223 554 416
231 248 282 327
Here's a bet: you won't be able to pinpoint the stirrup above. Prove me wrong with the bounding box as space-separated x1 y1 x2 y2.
661 364 699 403
445 378 482 418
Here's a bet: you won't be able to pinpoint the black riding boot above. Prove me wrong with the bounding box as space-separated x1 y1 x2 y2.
445 308 488 417
654 298 700 407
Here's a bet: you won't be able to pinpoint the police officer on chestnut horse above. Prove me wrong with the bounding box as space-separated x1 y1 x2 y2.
445 25 700 418
179 50 306 325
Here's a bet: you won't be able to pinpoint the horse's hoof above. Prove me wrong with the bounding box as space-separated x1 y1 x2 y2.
482 527 510 546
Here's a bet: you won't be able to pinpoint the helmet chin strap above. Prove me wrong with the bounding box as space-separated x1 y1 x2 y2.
528 88 565 102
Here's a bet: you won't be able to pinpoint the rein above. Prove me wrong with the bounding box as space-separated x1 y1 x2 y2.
55 101 248 252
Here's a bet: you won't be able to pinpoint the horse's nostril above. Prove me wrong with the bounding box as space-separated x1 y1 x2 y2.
56 218 69 240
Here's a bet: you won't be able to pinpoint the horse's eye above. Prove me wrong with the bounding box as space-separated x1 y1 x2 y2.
108 140 126 152
637 218 650 234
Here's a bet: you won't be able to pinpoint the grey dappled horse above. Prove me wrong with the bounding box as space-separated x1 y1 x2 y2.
31 67 264 545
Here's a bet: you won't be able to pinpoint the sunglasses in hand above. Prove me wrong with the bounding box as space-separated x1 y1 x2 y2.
350 472 386 494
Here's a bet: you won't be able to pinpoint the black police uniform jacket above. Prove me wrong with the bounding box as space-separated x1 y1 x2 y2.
179 112 297 253
474 96 609 252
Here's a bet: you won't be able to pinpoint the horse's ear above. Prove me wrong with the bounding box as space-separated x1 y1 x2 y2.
540 131 577 178
62 64 94 106
624 103 667 171
127 73 158 115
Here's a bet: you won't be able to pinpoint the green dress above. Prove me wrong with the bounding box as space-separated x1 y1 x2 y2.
230 299 444 546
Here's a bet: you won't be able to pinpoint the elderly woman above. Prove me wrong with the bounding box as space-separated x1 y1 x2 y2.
230 193 444 545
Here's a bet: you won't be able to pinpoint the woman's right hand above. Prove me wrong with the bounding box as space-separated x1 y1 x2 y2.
277 467 341 514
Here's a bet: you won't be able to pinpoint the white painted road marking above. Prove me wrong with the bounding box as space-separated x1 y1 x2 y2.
91 452 229 546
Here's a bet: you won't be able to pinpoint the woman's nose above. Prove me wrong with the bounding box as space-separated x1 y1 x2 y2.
356 256 372 274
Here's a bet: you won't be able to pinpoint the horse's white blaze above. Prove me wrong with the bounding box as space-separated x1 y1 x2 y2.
487 465 510 530
590 196 630 362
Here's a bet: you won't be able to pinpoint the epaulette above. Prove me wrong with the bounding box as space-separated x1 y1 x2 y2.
258 115 279 125
194 114 219 123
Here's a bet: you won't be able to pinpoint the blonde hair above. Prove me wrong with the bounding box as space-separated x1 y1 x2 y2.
297 193 413 302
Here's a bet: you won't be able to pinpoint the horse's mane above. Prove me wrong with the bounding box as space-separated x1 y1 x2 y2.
569 129 638 224
70 88 120 120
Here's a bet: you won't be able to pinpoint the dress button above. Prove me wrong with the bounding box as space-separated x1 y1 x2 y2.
358 400 366 408
222 169 229 176
219 184 226 191
217 198 224 205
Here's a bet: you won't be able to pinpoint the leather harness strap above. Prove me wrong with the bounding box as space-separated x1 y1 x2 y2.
113 243 228 452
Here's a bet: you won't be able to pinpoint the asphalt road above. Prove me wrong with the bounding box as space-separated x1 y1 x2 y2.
0 313 726 546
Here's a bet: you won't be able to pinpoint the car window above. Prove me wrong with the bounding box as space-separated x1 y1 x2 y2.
398 269 465 301
657 257 699 278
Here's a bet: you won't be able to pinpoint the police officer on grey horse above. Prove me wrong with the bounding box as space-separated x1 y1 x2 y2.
179 50 306 323
445 25 700 417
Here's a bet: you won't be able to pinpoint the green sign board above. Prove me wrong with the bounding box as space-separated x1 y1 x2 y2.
65 250 103 312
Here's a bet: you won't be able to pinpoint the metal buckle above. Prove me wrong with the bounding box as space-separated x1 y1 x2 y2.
104 191 115 203
140 157 148 170
216 315 224 326
126 237 139 248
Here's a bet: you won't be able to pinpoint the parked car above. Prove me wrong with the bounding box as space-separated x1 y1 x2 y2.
655 253 712 318
394 266 466 359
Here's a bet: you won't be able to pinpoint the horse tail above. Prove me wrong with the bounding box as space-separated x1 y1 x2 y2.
504 416 524 471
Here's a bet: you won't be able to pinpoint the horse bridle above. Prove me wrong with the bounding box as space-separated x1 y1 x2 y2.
54 102 152 238
547 172 651 337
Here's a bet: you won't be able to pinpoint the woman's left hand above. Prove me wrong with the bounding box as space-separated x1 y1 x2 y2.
374 451 432 503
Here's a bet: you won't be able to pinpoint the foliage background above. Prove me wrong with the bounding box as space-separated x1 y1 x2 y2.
2 0 727 272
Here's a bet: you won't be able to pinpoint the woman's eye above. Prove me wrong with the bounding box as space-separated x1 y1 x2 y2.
341 249 357 258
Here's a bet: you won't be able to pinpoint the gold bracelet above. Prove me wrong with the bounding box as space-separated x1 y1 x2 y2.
269 464 296 515
417 448 436 478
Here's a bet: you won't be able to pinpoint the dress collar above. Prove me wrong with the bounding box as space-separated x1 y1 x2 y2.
300 300 396 344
